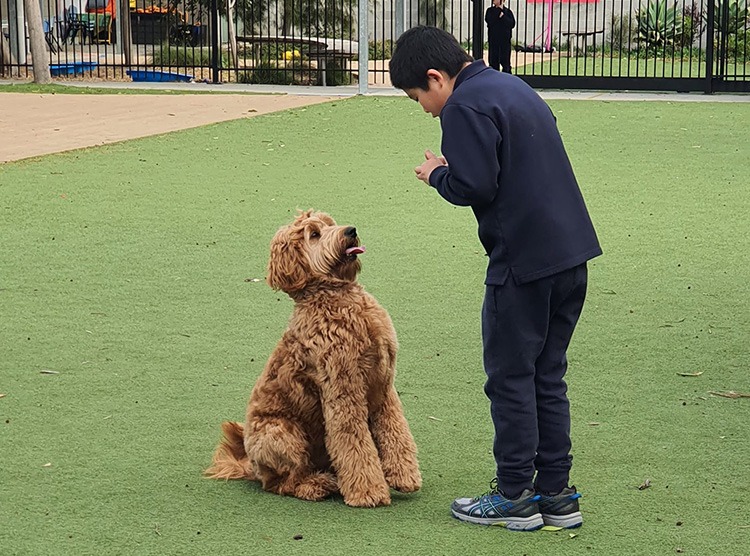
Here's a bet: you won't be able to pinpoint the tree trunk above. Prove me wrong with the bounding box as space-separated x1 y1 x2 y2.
120 0 133 66
1 29 18 72
227 0 238 75
22 0 52 83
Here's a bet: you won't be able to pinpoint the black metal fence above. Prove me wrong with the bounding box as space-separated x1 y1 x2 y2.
1 0 748 92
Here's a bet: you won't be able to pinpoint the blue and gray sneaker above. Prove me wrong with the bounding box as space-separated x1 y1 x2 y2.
451 480 544 531
537 486 583 528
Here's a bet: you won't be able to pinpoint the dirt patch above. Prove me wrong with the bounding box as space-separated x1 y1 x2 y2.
0 92 338 163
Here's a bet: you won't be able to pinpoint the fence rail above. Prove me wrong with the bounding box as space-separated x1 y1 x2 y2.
1 0 748 92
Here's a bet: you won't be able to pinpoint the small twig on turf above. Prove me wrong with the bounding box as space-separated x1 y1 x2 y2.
710 391 750 399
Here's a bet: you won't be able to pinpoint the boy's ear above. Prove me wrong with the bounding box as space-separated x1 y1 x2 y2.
426 68 442 82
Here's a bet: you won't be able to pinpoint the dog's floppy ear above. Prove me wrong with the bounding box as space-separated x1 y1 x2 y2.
293 208 315 225
266 226 308 294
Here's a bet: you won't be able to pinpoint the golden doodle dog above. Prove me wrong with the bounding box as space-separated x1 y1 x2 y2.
205 210 421 507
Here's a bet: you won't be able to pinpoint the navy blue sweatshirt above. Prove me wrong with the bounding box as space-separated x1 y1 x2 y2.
429 61 602 285
485 6 515 40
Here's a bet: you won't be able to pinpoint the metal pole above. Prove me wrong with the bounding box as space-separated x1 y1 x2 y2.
358 0 368 94
705 0 715 94
211 0 220 83
395 0 404 39
10 0 26 64
471 0 483 61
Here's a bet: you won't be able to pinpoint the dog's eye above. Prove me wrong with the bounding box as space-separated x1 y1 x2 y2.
309 231 320 239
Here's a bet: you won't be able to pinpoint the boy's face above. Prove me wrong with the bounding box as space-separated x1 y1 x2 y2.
404 70 454 118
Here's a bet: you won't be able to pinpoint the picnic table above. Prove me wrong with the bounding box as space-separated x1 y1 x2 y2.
562 29 604 57
236 36 358 86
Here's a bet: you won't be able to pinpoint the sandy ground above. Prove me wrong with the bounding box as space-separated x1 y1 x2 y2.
3 77 746 164
0 92 339 163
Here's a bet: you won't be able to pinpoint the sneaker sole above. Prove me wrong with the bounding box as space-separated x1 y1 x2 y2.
451 510 545 531
542 511 583 528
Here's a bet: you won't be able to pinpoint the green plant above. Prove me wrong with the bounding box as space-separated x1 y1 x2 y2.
706 0 750 32
242 59 317 85
608 13 638 52
722 28 749 59
368 39 394 60
636 0 684 48
676 1 706 47
324 56 355 85
186 0 355 38
150 45 226 67
705 1 750 60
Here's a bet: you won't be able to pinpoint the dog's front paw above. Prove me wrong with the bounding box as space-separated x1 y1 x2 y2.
294 472 339 501
343 482 391 508
385 467 422 493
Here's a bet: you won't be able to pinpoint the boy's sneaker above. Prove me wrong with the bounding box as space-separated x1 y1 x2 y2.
537 486 583 528
451 480 544 531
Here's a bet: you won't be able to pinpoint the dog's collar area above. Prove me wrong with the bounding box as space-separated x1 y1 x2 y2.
289 280 358 302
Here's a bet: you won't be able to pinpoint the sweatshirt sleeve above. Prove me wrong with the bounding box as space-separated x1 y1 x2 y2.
428 104 501 207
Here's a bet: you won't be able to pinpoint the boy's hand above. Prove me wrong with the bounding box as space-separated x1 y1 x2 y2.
414 150 448 184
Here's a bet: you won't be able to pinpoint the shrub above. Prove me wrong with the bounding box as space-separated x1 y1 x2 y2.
324 57 355 85
636 0 683 48
240 60 317 86
368 39 394 60
723 29 749 60
705 0 750 33
608 13 638 51
150 45 226 68
677 2 706 48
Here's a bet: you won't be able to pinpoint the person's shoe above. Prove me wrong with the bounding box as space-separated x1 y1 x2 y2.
537 486 583 528
451 480 544 531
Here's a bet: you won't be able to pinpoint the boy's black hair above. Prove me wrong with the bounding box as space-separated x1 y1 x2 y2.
389 26 474 91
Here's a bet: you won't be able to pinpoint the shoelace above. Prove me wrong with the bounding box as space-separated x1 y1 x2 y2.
472 477 501 502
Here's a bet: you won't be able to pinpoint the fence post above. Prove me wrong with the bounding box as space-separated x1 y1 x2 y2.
8 0 25 65
358 0 368 94
471 0 484 61
211 0 220 83
395 0 404 38
705 0 715 94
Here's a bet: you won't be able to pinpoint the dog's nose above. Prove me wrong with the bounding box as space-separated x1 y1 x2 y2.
344 227 357 238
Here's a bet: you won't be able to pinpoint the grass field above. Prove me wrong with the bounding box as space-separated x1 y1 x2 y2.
518 55 750 79
1 95 749 555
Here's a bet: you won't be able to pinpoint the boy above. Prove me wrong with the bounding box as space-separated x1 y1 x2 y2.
485 0 515 73
389 26 602 531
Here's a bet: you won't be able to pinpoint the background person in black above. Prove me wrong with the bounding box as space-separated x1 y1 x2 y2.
485 0 516 73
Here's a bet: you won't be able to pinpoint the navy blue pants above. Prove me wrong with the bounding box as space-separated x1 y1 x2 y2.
481 263 588 498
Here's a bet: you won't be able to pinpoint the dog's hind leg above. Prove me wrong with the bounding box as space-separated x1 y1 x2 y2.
246 419 337 501
371 387 422 493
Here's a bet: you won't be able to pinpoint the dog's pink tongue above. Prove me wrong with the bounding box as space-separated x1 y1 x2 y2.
346 246 366 255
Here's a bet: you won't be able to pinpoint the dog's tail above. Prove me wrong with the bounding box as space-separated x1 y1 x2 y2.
204 421 256 480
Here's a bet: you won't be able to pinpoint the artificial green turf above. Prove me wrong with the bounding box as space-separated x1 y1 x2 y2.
1 96 749 555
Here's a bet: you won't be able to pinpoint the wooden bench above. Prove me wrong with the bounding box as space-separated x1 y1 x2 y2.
236 36 357 86
562 29 604 57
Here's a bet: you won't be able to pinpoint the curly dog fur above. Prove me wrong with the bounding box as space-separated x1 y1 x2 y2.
205 210 421 507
